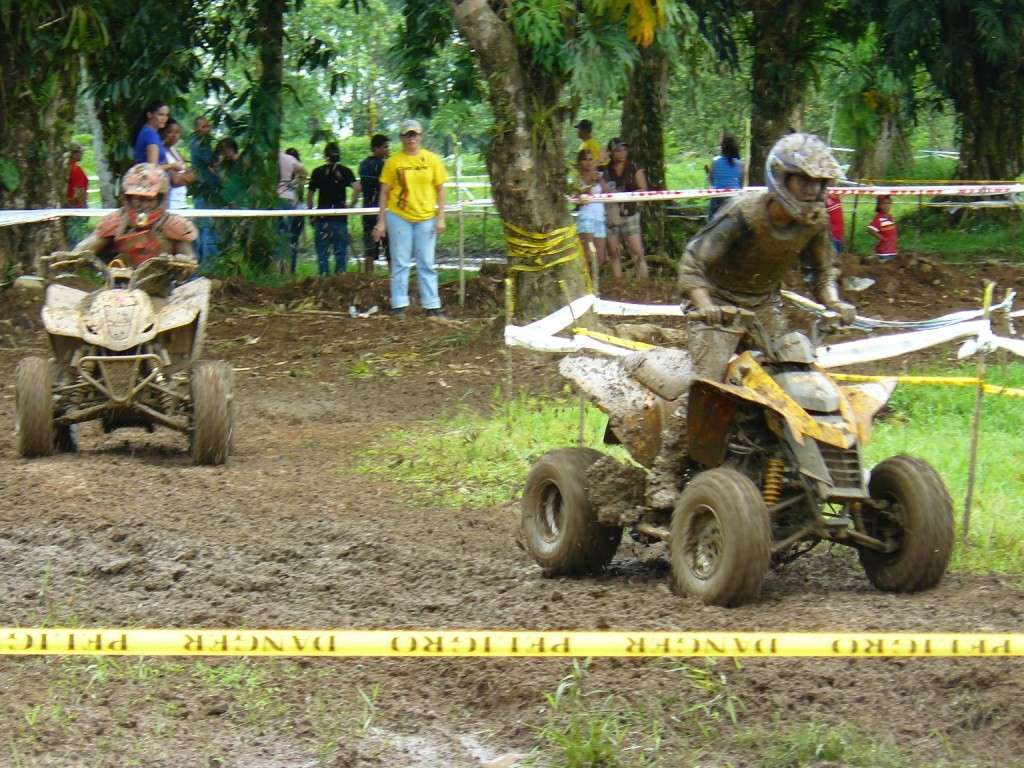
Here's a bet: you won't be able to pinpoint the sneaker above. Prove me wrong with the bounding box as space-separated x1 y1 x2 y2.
425 308 446 318
390 307 407 316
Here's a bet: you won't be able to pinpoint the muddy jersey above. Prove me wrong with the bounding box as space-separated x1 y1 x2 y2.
677 189 837 306
95 211 197 266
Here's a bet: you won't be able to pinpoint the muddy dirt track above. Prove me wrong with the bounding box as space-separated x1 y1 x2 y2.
1 258 1023 767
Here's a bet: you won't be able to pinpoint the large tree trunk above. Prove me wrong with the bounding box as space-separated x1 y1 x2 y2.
621 42 674 263
746 1 818 184
449 0 588 322
0 38 79 275
954 75 1024 181
243 0 287 269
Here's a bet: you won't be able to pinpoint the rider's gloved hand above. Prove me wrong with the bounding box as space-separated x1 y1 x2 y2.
827 301 857 325
689 288 734 326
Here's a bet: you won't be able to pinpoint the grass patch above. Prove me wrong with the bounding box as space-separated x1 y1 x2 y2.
746 720 915 768
356 389 631 508
865 361 1024 575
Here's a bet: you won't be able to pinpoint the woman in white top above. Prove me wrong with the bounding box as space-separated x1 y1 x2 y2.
160 120 195 209
575 149 607 281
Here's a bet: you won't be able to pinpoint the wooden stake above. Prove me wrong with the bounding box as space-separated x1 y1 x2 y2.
962 281 995 547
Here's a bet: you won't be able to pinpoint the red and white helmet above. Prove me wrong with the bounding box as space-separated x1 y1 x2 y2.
122 163 169 198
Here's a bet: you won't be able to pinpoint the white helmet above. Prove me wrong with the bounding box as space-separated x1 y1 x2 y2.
764 133 842 226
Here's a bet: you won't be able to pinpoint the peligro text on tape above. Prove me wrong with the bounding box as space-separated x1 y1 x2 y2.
1 629 1021 658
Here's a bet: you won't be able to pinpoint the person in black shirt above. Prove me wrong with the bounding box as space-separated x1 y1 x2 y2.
306 142 361 276
359 134 390 274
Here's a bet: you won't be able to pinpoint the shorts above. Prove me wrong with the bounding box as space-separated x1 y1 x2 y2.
576 215 606 239
607 212 641 239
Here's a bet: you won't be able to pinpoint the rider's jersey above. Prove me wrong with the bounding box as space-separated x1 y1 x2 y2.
95 211 197 266
678 189 837 306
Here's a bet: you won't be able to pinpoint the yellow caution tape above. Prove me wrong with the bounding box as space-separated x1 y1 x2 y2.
573 328 656 351
832 373 1024 399
1 629 1022 658
503 221 592 316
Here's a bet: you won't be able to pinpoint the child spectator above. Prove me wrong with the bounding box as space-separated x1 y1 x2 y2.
575 149 607 281
826 190 843 254
867 195 897 263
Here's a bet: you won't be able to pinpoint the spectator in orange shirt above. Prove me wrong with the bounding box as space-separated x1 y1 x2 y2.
867 195 897 263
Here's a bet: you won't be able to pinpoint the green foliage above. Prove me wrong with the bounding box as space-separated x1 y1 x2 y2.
0 156 20 192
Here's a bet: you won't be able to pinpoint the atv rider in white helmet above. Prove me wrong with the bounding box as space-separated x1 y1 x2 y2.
646 133 857 509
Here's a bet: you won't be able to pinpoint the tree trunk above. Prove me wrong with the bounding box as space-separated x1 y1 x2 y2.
954 76 1024 181
746 1 817 184
243 0 287 269
81 63 117 207
449 0 588 322
0 38 79 275
850 111 910 181
621 42 674 263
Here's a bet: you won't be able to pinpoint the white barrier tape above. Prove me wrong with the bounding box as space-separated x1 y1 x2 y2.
505 293 1023 368
782 290 1018 331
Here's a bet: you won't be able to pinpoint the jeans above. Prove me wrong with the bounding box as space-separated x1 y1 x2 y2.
386 211 440 310
277 198 303 273
314 217 349 276
192 196 219 267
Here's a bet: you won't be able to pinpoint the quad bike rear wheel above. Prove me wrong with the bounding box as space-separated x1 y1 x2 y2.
191 360 234 465
670 468 771 607
15 357 55 458
520 448 622 575
858 455 953 592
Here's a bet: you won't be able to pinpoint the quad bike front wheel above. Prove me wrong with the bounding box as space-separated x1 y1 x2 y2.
520 448 622 575
191 360 234 466
15 357 55 458
858 455 953 592
670 468 771 607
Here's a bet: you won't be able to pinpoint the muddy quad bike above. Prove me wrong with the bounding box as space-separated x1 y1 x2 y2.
15 253 233 465
520 308 954 607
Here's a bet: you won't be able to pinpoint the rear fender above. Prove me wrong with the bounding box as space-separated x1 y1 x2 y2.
559 354 666 467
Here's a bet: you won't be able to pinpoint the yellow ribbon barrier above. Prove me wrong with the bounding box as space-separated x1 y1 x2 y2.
1 629 1021 658
503 221 592 316
573 327 656 352
832 373 1024 399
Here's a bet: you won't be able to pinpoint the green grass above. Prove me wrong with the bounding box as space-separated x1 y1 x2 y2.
865 361 1024 575
357 389 632 509
746 721 914 768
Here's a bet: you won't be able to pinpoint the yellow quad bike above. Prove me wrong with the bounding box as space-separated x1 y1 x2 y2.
14 253 233 465
520 309 954 607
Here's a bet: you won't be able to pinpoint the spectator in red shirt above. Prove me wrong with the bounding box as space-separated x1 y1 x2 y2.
66 142 89 247
826 190 843 254
867 194 897 263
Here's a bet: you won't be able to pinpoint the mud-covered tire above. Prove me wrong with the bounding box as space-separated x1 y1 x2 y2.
15 357 55 458
191 360 234 465
859 455 953 592
670 468 771 607
520 448 622 575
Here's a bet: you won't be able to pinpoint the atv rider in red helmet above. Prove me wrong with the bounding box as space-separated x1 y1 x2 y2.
72 163 198 267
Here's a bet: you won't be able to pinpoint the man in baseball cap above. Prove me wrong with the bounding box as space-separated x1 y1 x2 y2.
575 119 605 165
65 142 89 246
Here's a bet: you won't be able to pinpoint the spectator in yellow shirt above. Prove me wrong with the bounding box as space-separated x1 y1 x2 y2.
576 119 607 166
372 119 449 316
